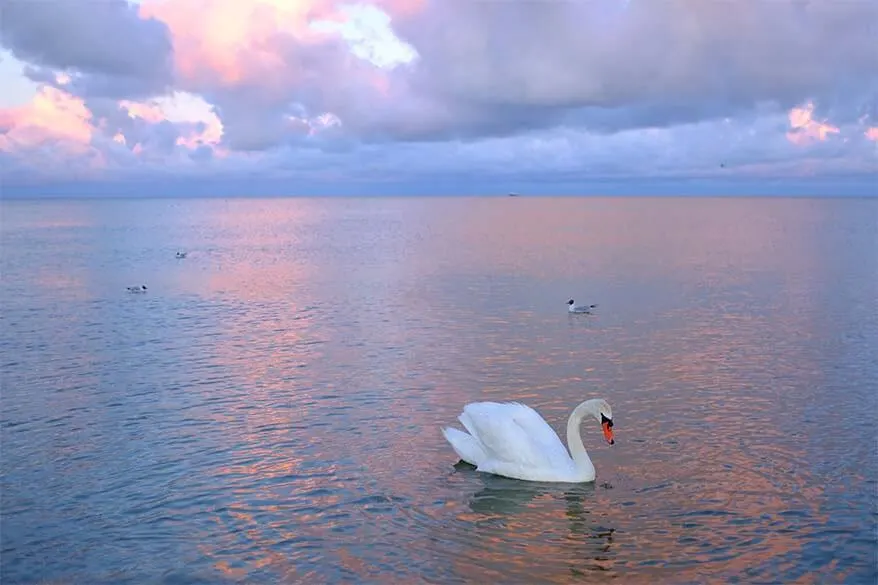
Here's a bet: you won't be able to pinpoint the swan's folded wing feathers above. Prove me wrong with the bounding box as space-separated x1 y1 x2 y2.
505 402 574 470
469 414 544 468
443 427 488 465
460 402 565 470
458 411 480 439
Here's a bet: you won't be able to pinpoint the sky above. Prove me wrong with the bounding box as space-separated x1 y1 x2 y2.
0 0 877 197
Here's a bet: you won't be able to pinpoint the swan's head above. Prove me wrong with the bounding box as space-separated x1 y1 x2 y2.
592 399 614 445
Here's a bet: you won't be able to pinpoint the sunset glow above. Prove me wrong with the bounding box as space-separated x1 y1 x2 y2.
139 0 342 86
786 102 840 146
0 86 93 152
0 0 876 194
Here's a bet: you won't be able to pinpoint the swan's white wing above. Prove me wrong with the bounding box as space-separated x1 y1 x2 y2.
460 403 543 468
504 403 576 469
442 427 488 466
460 402 572 470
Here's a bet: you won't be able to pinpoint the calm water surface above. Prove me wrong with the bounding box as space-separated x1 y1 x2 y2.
1 197 877 584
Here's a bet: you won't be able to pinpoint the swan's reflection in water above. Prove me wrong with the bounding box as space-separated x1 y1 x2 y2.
461 462 596 514
454 462 618 579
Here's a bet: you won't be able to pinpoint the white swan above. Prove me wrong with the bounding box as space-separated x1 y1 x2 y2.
567 299 597 313
442 398 615 483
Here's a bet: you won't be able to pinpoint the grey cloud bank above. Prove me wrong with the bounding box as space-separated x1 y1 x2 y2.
0 0 876 193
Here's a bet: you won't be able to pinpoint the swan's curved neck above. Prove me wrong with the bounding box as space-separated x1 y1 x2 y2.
566 400 596 475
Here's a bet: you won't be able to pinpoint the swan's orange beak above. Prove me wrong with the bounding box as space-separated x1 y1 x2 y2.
602 420 615 445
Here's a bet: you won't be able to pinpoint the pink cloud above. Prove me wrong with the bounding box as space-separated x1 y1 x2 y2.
118 100 167 124
175 113 225 152
139 0 343 88
111 96 229 160
134 0 420 150
0 86 110 178
0 86 95 155
0 81 234 177
786 101 840 146
1 0 875 189
371 0 425 18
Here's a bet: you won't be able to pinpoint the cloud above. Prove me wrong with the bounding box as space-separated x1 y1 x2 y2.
138 0 878 145
0 0 876 194
786 102 840 146
0 85 102 181
385 0 878 136
0 0 174 98
0 85 230 182
136 0 415 150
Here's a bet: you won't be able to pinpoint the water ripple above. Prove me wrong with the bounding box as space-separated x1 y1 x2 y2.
2 197 876 584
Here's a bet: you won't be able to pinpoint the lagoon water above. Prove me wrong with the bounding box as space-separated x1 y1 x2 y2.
1 196 877 584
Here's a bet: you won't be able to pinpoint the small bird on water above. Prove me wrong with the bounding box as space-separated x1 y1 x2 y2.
567 299 597 314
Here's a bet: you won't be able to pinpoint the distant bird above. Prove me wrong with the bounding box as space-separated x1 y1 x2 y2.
127 285 148 293
567 299 597 314
175 251 187 259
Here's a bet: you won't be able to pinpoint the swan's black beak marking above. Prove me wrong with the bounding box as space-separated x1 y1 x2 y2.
601 414 615 445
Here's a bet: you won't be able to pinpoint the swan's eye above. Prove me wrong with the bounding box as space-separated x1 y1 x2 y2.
601 413 613 428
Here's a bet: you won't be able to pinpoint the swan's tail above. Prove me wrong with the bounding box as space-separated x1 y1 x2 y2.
442 427 488 467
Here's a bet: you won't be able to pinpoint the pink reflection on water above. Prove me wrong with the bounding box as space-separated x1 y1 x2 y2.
171 199 321 300
420 197 828 283
142 197 853 582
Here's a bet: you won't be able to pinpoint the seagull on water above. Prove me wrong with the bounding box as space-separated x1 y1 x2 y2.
567 299 597 314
